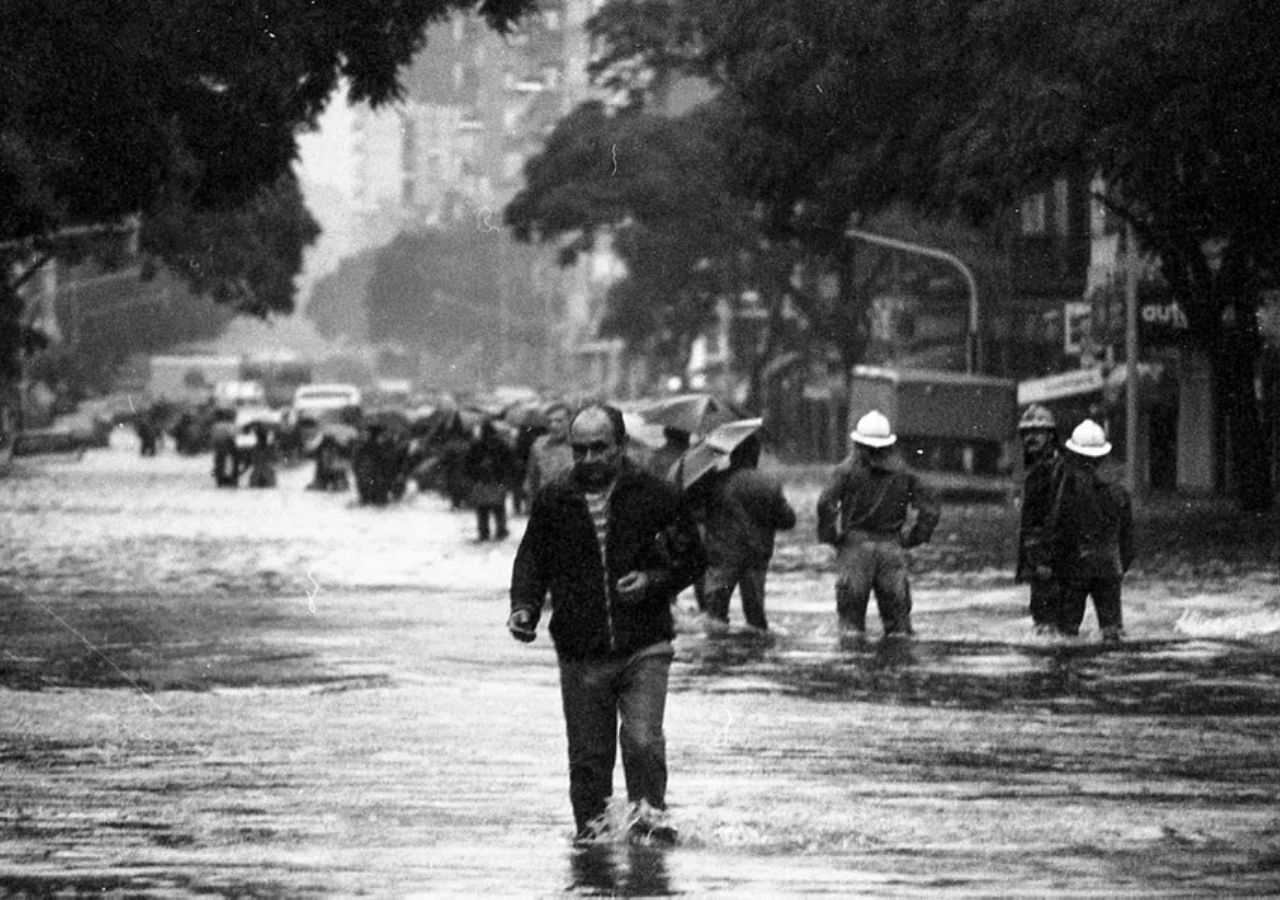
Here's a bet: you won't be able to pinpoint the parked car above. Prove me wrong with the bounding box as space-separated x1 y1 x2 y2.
284 384 363 460
213 380 268 408
291 383 361 417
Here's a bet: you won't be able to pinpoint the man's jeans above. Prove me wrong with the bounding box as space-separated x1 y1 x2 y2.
558 647 673 833
834 532 912 635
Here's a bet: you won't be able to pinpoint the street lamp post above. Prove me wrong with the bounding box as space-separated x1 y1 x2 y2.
845 227 981 373
1124 222 1140 493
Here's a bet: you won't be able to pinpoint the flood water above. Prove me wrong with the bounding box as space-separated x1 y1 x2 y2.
2 432 1279 897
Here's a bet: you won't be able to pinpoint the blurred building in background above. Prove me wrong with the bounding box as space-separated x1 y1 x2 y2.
325 0 617 395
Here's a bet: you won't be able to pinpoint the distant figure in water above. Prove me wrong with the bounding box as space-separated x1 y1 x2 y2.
816 410 940 639
1046 419 1134 643
245 423 277 489
1015 403 1065 636
693 432 795 635
464 417 515 541
211 408 241 488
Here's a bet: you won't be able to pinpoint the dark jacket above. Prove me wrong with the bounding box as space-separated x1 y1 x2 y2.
1016 449 1064 582
1047 457 1134 580
816 451 940 547
464 425 516 506
702 467 796 567
510 461 706 661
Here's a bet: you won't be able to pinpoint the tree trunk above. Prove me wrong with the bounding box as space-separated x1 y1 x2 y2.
1213 327 1274 511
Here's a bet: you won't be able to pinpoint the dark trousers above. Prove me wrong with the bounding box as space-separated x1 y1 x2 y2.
704 563 769 630
475 504 507 540
1058 577 1123 635
558 648 672 833
1029 577 1061 627
834 535 912 635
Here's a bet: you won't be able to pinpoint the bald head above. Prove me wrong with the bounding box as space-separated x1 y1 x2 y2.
570 404 625 490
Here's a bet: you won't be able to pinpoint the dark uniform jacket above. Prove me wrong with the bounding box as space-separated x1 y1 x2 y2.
816 452 941 547
1047 459 1134 580
1016 450 1063 582
510 462 705 661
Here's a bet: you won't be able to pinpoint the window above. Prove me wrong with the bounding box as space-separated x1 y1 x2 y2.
1020 192 1047 235
1053 178 1070 235
1063 301 1092 355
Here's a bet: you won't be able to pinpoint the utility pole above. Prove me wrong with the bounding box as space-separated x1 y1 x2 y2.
1124 222 1140 493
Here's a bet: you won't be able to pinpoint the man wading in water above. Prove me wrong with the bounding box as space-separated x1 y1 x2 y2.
507 404 705 846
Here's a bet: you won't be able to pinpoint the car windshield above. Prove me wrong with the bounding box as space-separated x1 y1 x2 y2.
297 390 357 404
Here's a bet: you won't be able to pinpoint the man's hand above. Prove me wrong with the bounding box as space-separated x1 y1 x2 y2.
507 608 537 643
615 571 651 603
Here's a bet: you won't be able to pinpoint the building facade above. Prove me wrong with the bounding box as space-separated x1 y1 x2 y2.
344 1 615 393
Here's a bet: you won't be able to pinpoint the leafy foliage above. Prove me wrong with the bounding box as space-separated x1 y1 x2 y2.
308 249 380 344
0 0 536 380
0 0 534 242
507 101 749 365
139 174 319 318
364 226 502 357
528 0 1277 505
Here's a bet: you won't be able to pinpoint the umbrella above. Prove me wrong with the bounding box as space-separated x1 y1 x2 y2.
503 399 547 430
673 418 764 490
303 422 360 455
364 409 411 432
235 407 282 431
620 410 666 450
457 405 489 430
638 393 739 436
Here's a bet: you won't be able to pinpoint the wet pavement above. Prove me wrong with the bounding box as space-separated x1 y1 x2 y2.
2 433 1279 896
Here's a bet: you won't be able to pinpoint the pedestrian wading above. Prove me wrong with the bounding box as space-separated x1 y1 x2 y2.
507 403 706 846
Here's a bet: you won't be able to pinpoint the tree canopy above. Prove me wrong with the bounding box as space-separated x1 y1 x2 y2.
707 0 1279 503
514 0 1278 505
1 0 533 244
365 226 501 357
1 0 536 380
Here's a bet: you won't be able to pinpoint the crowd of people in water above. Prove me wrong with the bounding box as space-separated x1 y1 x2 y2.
131 391 1132 647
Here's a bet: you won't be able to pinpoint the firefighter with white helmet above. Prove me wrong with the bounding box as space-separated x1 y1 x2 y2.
1016 403 1064 635
816 410 940 638
1048 418 1134 642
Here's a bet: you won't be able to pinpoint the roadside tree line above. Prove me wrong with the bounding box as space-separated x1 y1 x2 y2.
504 0 1279 511
0 0 536 390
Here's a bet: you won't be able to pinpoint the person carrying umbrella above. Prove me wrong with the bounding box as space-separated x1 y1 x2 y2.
646 427 691 481
683 422 796 635
816 410 940 638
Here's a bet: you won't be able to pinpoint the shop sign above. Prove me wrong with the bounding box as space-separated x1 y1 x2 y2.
1017 366 1106 404
1139 298 1191 344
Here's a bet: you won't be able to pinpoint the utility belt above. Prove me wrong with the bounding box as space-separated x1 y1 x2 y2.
843 526 902 543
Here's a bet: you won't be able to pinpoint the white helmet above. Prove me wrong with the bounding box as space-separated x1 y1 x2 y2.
1065 419 1112 457
850 410 896 448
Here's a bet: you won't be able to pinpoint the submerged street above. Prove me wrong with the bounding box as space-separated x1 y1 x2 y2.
2 433 1279 897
